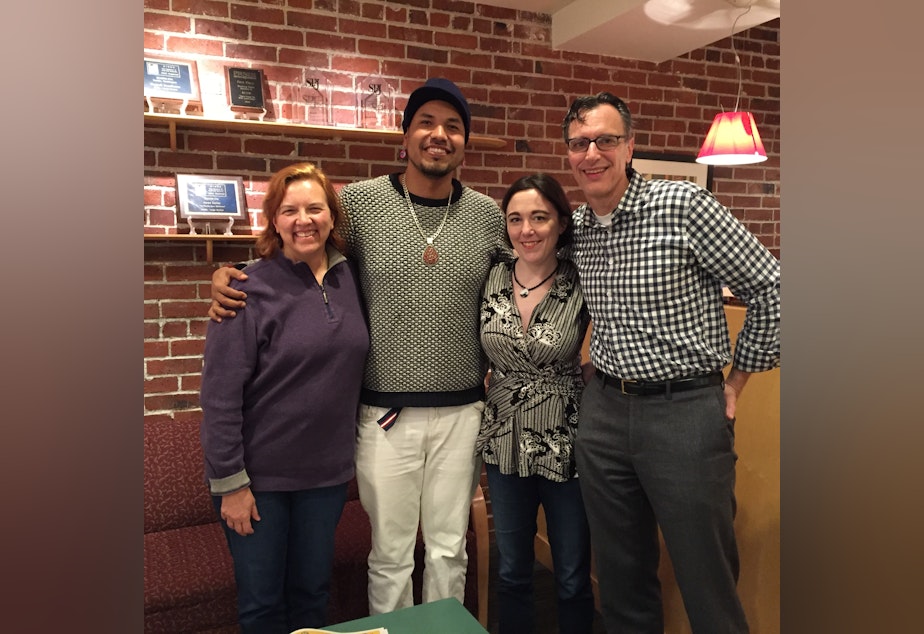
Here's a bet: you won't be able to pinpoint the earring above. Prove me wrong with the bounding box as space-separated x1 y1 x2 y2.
398 147 407 160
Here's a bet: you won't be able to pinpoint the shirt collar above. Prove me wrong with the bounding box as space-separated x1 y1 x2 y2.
577 167 648 227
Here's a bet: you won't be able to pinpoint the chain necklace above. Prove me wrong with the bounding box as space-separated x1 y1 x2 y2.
513 261 559 297
401 176 452 265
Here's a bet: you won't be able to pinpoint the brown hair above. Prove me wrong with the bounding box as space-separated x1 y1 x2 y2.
561 92 634 142
500 173 574 249
255 162 347 258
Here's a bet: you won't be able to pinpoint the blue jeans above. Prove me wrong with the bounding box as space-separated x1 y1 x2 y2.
485 463 595 634
214 484 348 634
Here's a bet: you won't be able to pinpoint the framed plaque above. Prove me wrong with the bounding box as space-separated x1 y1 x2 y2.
176 174 248 235
225 66 267 120
143 54 202 116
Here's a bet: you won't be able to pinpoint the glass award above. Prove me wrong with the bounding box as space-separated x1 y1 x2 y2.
354 74 396 130
300 69 333 126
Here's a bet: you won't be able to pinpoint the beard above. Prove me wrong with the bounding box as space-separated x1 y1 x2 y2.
407 149 462 180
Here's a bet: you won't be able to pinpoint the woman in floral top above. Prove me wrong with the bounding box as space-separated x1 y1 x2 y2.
477 173 595 634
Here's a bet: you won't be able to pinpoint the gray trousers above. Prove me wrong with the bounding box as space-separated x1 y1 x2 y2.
574 375 749 634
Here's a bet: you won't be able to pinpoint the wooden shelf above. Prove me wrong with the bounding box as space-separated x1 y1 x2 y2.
144 233 256 263
144 112 508 151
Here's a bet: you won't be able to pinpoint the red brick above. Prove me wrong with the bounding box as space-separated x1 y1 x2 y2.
173 409 205 424
146 282 199 301
230 4 285 25
146 356 204 377
158 152 214 170
170 0 229 18
162 321 191 338
251 26 304 47
187 134 244 153
341 17 387 39
243 138 298 156
388 25 433 45
161 300 211 319
181 375 203 393
145 376 179 393
148 209 178 227
145 393 201 413
145 13 192 34
190 320 210 337
365 3 387 20
144 33 165 50
217 155 271 172
195 18 247 39
145 340 170 358
166 35 223 56
172 338 206 357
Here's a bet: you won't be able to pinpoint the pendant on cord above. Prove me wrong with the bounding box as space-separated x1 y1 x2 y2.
422 239 438 265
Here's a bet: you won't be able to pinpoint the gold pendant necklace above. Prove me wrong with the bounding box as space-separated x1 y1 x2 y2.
401 176 452 266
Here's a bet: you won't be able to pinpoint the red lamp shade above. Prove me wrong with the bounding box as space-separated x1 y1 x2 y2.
696 111 768 165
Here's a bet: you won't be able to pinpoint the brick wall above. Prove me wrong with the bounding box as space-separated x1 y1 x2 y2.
143 0 780 422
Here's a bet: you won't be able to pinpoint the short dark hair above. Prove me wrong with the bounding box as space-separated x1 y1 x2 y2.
562 92 633 142
402 78 471 143
501 173 574 249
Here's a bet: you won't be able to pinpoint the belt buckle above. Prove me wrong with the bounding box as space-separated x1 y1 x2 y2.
619 379 637 395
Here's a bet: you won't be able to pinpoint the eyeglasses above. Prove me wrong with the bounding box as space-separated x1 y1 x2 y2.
565 134 627 153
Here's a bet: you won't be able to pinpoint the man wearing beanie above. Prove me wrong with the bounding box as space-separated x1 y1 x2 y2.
209 78 511 615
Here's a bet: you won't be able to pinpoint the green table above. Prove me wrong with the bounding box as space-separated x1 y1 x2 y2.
322 598 488 633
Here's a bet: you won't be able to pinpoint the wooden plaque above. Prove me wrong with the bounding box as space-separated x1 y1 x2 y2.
143 55 202 115
225 66 267 119
176 174 248 235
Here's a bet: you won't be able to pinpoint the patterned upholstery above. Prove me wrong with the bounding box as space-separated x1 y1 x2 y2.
144 418 488 631
143 418 238 633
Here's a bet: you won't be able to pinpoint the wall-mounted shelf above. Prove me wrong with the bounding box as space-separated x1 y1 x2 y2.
144 234 256 264
144 113 508 151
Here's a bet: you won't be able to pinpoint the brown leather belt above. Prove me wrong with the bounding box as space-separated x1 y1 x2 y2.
595 370 724 396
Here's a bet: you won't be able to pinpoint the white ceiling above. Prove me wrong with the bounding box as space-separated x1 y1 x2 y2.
479 0 780 64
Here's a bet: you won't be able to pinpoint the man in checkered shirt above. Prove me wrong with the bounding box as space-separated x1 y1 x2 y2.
563 92 780 634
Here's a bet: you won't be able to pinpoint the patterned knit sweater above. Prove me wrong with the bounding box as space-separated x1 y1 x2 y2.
339 173 510 408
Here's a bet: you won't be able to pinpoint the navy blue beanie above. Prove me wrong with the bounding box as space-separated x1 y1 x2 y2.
402 78 471 143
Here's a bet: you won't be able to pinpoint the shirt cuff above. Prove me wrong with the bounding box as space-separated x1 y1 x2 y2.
209 469 251 496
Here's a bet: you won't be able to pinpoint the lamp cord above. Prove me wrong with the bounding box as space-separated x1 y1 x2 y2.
729 1 754 113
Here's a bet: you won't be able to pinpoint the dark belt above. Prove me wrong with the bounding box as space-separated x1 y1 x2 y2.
595 369 724 396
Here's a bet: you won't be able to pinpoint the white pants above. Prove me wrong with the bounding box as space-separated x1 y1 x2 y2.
355 402 484 614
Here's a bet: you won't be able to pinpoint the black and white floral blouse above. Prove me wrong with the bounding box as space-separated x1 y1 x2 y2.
477 257 590 482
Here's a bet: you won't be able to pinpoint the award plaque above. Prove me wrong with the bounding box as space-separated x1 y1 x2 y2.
176 174 248 235
354 74 397 130
225 67 267 120
300 68 332 126
144 55 202 115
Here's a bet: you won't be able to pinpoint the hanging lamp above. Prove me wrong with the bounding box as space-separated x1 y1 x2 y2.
696 1 768 166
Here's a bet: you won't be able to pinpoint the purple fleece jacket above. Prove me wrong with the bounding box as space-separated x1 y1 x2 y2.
200 248 369 494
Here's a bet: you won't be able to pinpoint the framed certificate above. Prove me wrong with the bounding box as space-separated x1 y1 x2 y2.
176 174 248 235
